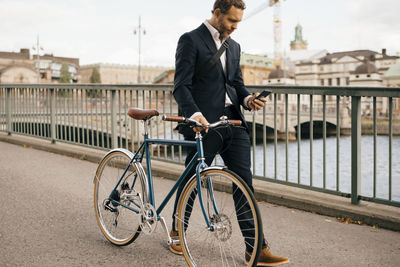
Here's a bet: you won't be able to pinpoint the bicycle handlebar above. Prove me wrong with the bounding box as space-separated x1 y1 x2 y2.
162 115 242 128
162 115 186 123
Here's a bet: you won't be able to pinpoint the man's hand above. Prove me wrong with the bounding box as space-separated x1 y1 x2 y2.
247 93 267 111
193 114 209 133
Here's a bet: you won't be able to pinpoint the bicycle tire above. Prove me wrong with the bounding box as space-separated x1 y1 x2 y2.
177 168 263 266
94 149 148 246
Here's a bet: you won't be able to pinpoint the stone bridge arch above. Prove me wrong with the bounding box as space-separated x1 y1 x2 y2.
294 121 338 138
246 121 275 142
245 108 350 141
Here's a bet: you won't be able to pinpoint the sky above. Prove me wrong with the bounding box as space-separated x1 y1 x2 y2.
1 0 399 67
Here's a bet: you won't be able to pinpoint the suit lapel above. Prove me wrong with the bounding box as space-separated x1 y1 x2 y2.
224 38 240 107
225 37 232 81
199 24 217 54
198 24 225 79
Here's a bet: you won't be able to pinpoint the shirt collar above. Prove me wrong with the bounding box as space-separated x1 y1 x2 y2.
204 20 226 43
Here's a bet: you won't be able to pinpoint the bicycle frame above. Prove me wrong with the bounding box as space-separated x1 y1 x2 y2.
108 130 219 229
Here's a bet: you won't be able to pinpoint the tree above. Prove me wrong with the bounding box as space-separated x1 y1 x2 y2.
88 67 102 98
59 63 71 83
90 67 102 83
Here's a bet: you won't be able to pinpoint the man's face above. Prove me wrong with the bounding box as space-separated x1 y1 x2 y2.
215 6 243 39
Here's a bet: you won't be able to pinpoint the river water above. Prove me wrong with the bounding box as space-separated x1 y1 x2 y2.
251 135 400 201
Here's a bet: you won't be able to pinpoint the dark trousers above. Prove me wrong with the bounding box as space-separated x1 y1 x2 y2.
172 106 264 251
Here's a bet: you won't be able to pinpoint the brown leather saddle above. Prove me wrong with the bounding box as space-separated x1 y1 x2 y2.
127 108 159 121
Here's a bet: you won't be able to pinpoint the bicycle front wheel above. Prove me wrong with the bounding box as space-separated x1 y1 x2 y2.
94 149 147 246
177 168 263 266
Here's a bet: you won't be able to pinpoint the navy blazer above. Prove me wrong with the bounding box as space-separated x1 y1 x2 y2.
173 23 251 130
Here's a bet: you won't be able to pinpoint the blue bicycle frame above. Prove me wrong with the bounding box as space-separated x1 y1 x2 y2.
108 131 218 228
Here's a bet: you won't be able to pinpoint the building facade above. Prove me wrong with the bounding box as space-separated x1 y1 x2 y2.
383 61 400 88
239 53 274 85
295 49 399 87
33 54 79 83
0 48 37 83
79 63 168 84
151 53 274 86
153 69 175 84
0 48 79 83
382 62 400 114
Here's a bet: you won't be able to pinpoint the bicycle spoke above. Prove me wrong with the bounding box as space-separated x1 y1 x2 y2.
178 169 262 266
94 150 146 246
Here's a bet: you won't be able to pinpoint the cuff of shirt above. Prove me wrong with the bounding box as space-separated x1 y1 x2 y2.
243 95 252 109
190 112 203 119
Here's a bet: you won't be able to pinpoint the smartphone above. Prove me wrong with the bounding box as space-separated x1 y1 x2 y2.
256 90 271 100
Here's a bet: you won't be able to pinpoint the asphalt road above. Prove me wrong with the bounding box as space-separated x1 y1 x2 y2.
0 141 399 266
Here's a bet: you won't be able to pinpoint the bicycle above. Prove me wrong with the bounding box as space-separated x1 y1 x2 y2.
93 107 263 266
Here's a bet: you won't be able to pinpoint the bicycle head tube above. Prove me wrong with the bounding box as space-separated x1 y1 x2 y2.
195 131 208 171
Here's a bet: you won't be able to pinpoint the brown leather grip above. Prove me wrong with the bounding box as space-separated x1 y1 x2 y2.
162 115 186 123
228 120 242 126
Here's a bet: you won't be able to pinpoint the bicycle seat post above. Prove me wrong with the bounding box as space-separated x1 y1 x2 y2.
142 119 149 138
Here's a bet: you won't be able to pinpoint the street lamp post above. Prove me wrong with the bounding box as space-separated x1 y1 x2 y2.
133 16 146 84
32 35 44 84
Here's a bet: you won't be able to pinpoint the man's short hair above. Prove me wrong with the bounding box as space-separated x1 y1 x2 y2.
213 0 246 14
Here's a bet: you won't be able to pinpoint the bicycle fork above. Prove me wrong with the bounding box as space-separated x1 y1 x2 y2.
195 132 220 231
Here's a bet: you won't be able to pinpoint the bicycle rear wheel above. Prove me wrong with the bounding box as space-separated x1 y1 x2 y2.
94 149 147 246
177 168 263 266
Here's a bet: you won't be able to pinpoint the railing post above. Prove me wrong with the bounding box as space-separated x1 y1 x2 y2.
6 87 12 135
252 111 256 173
50 88 56 143
351 96 361 204
110 89 117 149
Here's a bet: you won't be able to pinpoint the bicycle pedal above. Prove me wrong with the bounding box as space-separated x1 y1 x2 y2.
169 238 180 245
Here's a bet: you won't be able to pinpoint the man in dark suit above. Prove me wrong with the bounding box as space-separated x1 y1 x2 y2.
170 0 289 265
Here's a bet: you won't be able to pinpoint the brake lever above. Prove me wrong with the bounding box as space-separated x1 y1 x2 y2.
186 118 209 129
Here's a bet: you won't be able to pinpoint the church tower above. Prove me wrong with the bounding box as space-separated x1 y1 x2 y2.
290 24 308 50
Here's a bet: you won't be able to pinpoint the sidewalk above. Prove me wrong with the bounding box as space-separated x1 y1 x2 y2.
1 132 399 231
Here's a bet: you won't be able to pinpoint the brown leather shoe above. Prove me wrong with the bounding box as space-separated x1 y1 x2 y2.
168 230 183 255
245 246 289 266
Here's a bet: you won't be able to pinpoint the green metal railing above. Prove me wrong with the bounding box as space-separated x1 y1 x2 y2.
1 84 399 207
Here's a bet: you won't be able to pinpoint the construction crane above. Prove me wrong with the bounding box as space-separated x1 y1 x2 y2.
245 0 284 67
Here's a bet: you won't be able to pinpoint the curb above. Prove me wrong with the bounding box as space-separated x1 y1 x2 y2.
1 132 399 231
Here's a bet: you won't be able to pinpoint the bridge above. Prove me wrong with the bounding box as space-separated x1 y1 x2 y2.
1 83 399 265
1 84 399 205
1 135 399 266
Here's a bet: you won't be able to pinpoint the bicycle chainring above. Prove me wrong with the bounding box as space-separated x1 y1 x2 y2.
139 203 157 235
